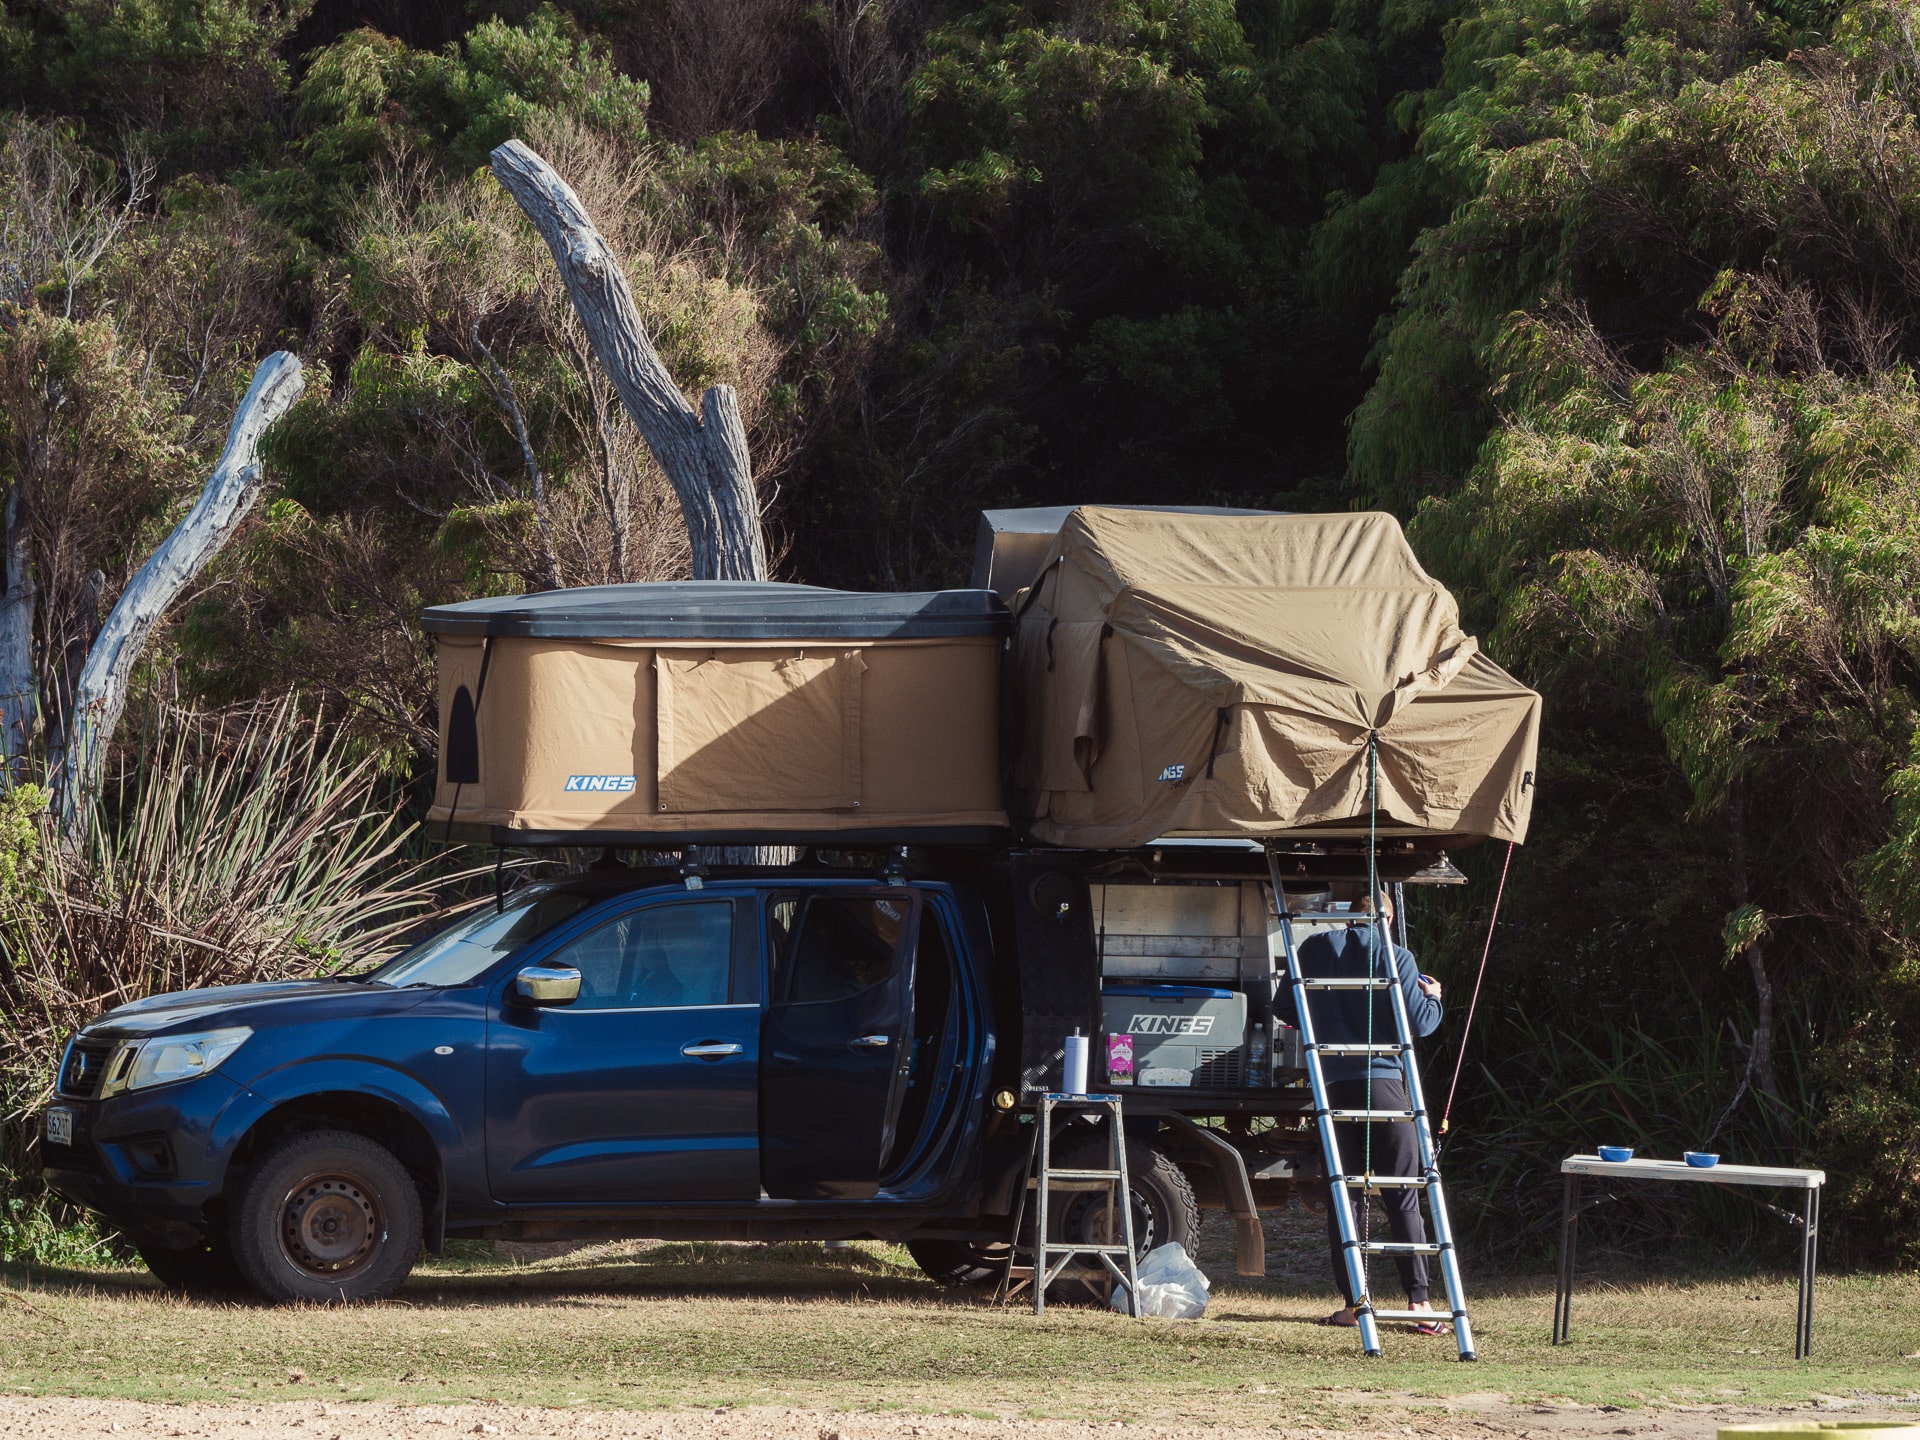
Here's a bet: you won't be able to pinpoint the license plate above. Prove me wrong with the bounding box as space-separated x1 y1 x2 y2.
44 1106 73 1147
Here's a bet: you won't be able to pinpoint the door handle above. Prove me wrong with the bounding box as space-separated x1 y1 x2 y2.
681 1041 744 1058
850 1034 891 1049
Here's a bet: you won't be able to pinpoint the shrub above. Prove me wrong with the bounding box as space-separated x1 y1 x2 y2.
0 696 441 1263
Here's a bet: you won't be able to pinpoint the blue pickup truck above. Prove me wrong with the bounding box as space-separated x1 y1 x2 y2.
41 845 1440 1303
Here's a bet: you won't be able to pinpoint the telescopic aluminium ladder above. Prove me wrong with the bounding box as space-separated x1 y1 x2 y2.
1267 853 1477 1360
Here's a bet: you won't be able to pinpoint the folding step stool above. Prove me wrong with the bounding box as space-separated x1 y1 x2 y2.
1267 850 1478 1360
996 1093 1142 1315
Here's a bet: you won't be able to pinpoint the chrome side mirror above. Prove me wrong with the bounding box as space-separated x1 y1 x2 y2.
513 964 581 1007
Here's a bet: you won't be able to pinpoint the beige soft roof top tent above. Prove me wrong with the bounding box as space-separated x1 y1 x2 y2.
994 506 1540 850
972 505 1272 602
422 583 1010 845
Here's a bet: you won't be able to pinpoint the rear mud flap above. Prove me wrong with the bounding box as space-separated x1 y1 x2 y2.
1159 1114 1265 1277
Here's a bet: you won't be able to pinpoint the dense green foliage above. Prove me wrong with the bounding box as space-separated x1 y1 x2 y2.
3 0 1920 1262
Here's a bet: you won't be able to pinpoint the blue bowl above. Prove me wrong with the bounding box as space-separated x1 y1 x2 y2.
1684 1151 1720 1168
1597 1145 1634 1163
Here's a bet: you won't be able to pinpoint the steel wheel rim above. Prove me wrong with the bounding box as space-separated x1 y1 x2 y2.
278 1170 385 1280
1061 1186 1159 1258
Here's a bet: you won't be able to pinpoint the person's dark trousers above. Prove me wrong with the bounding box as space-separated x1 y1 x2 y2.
1322 1076 1430 1306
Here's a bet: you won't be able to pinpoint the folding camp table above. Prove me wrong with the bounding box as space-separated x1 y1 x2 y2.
1553 1154 1825 1358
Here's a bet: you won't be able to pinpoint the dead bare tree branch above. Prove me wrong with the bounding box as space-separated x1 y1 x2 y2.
0 119 153 320
488 139 767 581
55 351 305 829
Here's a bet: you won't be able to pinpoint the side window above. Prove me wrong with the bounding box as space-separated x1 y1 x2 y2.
553 919 632 1009
768 897 800 977
546 902 734 1010
782 895 910 1004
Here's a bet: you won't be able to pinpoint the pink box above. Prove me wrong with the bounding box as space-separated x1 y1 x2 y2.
1107 1032 1135 1084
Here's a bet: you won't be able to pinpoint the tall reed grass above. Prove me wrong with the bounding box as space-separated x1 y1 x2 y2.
0 697 447 1261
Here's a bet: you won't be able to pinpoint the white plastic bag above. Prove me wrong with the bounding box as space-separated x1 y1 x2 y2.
1111 1241 1211 1319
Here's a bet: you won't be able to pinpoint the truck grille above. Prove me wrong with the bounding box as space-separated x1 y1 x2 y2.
57 1037 117 1099
1193 1048 1245 1088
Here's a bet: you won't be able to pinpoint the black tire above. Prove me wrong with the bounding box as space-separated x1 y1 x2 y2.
907 1238 1012 1287
1053 1136 1198 1256
1044 1136 1199 1304
231 1129 422 1304
133 1231 249 1298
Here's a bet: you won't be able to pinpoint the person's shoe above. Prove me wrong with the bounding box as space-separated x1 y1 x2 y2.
1320 1307 1360 1328
1407 1301 1450 1336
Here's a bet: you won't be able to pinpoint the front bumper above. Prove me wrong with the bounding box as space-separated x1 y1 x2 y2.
39 1072 244 1228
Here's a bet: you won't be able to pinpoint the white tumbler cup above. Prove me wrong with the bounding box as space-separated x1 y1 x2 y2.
1063 1029 1090 1095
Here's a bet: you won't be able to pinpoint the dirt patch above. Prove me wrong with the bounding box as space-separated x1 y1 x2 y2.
0 1395 1900 1440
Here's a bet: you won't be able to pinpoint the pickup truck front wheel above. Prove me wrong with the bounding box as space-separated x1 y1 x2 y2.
232 1129 423 1304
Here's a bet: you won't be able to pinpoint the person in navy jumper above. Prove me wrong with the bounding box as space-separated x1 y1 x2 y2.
1278 889 1447 1333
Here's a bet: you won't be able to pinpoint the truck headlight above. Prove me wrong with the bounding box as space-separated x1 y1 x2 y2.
115 1028 253 1093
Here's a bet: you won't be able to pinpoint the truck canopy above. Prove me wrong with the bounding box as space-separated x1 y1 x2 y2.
1007 507 1540 848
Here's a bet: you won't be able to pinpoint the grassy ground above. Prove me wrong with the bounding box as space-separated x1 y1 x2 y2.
1 1215 1916 1429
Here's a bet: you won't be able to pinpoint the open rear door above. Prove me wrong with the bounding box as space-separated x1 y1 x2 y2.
760 891 916 1198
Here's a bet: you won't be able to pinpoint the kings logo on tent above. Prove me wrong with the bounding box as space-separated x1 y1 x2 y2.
564 774 636 793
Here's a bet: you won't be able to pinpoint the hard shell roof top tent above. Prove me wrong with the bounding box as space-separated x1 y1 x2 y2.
422 582 1011 847
992 506 1541 851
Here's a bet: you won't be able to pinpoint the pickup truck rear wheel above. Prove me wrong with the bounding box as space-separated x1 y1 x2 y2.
133 1231 248 1297
1060 1139 1198 1253
1047 1137 1198 1302
232 1129 422 1304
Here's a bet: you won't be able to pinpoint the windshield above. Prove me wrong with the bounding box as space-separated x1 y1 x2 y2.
368 889 596 989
